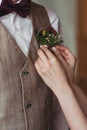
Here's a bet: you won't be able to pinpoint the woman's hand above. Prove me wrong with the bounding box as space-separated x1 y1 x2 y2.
35 45 87 130
34 45 68 93
51 45 76 84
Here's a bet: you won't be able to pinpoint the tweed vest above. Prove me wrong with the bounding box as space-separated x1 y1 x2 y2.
0 2 69 130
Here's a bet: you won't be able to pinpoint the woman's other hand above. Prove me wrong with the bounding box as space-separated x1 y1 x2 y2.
51 45 76 84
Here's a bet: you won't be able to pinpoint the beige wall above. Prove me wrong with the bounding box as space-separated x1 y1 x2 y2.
33 0 77 54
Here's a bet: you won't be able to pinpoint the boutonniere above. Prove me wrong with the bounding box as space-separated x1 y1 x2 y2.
36 26 63 47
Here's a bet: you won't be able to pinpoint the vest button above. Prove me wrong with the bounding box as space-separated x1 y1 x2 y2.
46 99 52 105
22 71 29 77
25 102 32 109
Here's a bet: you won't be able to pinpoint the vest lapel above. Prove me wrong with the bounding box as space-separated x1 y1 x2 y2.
27 2 51 63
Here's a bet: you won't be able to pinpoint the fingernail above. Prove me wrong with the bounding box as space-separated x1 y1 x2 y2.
40 45 48 48
40 45 43 48
52 47 57 52
44 45 48 48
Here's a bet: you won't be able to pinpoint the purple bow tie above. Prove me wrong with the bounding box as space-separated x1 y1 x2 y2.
0 0 31 18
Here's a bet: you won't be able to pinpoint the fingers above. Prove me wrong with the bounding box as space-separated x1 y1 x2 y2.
35 56 47 76
56 45 76 61
52 47 62 59
60 51 68 60
55 45 77 68
34 60 42 76
56 45 68 52
37 57 43 68
40 45 55 60
37 49 48 65
51 47 67 66
56 45 73 56
35 46 59 75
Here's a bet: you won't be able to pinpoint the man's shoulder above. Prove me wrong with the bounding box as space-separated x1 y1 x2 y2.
31 2 58 17
31 2 59 25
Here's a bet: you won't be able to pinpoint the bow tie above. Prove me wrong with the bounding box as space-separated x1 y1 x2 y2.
0 0 31 18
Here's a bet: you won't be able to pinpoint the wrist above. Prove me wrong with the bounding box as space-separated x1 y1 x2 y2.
52 81 71 97
69 76 76 88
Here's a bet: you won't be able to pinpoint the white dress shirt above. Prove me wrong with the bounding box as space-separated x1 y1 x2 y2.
0 8 59 57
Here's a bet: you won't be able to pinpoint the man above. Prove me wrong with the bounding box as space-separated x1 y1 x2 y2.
0 0 69 130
